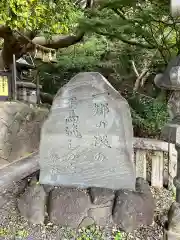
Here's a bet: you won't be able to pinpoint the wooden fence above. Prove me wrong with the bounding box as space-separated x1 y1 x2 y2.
134 138 177 189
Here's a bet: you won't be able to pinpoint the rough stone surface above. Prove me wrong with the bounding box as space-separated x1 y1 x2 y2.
89 187 115 205
14 178 156 232
39 72 135 190
0 159 9 168
163 229 180 240
154 56 180 91
168 91 180 120
135 177 153 196
167 202 180 235
48 187 91 228
161 115 180 145
0 184 172 240
113 178 155 232
9 179 28 196
79 216 95 228
17 179 46 224
88 201 113 227
43 184 54 194
0 101 48 166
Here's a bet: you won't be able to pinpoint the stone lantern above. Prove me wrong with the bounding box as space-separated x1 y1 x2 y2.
154 57 180 239
154 2 180 238
154 56 180 120
15 57 41 104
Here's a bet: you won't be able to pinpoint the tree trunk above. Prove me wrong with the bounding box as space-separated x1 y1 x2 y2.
0 51 5 70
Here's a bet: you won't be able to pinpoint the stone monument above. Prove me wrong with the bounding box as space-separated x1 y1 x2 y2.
39 72 135 190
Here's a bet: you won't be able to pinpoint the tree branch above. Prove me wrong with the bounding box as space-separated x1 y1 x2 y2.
110 9 157 49
14 30 55 53
31 31 85 49
112 8 127 20
96 30 155 49
0 25 85 69
133 49 158 92
133 69 149 92
130 60 139 77
0 25 12 38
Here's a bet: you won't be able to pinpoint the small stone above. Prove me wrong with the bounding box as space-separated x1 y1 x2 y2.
47 222 53 226
113 188 155 232
12 179 28 196
89 187 115 205
88 202 113 227
17 183 46 224
48 187 91 228
79 217 95 228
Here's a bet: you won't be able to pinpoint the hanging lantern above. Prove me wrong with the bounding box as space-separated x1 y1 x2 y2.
171 0 180 17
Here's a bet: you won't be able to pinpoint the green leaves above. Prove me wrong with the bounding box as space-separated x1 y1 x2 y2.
129 94 169 137
114 231 123 240
0 0 81 34
101 0 136 9
81 0 180 63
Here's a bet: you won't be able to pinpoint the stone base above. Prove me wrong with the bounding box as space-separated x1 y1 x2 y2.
17 177 155 233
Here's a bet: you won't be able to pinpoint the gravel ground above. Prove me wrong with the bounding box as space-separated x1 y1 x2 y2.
0 186 175 240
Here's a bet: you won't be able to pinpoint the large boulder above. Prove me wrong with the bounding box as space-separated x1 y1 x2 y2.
39 72 135 190
113 178 155 232
0 101 48 167
48 187 91 228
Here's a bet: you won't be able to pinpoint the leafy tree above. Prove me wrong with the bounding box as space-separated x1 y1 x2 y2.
40 36 108 88
129 94 169 137
0 0 91 70
79 0 180 90
81 0 178 57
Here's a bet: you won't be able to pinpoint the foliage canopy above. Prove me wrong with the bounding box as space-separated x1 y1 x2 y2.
80 0 180 64
0 0 81 34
